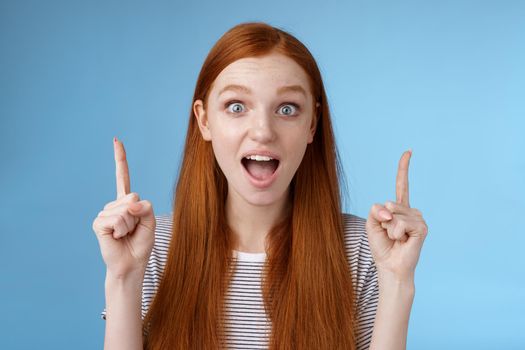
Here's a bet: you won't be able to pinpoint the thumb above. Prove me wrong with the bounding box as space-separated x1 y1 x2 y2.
367 203 393 228
128 200 156 231
366 203 394 257
129 201 143 212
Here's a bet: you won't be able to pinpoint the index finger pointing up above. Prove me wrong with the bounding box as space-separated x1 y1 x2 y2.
113 137 130 199
395 149 412 207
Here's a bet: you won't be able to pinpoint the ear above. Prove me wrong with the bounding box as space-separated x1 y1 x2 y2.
307 102 321 144
193 99 212 141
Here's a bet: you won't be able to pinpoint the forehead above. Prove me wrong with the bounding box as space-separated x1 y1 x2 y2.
210 53 311 95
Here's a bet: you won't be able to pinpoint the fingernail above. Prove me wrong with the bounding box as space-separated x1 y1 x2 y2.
380 210 392 220
130 202 142 211
113 136 118 143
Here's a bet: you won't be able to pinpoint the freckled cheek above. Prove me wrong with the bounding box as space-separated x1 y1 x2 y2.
293 132 311 156
210 137 240 172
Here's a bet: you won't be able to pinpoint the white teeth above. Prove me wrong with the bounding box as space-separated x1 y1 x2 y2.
245 155 273 161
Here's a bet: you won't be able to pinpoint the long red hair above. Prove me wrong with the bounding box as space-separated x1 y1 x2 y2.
142 22 357 349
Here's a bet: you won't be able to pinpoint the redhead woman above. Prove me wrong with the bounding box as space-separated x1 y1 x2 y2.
93 22 428 350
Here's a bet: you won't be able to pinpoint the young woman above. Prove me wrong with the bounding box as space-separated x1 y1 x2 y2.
93 22 428 350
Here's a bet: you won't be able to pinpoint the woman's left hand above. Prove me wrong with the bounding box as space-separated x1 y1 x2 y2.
366 150 429 281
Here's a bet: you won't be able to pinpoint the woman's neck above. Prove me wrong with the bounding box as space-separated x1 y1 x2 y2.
226 189 290 253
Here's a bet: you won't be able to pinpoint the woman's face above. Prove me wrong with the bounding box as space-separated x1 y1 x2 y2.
193 52 318 207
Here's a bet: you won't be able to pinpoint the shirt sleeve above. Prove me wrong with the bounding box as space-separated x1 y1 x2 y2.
342 213 379 350
355 254 379 349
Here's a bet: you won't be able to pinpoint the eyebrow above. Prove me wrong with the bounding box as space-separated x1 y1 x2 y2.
218 84 307 97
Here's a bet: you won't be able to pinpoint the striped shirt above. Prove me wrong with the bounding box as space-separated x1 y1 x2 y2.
101 213 379 349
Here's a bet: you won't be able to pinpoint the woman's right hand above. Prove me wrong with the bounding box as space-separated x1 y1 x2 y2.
92 137 156 280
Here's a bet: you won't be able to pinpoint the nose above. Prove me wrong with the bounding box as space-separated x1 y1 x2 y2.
248 109 276 143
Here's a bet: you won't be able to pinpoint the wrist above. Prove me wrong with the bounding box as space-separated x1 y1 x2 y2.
377 268 416 295
105 268 145 289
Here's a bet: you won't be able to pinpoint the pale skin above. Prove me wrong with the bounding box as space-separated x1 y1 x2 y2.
92 54 428 349
366 149 429 350
193 54 319 253
92 138 156 350
94 143 427 350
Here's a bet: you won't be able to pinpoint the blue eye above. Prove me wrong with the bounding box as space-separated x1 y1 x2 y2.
225 101 300 116
226 101 245 114
279 103 299 116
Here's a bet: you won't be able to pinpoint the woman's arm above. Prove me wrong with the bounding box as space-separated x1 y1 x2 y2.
365 150 429 349
103 270 144 350
369 270 415 350
92 138 157 349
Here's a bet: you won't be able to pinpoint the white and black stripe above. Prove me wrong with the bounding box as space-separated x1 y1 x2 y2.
101 213 379 350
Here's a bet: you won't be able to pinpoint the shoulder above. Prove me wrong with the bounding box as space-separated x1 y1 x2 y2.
341 211 372 262
153 214 173 243
154 213 173 233
148 213 173 265
340 213 376 294
341 212 369 256
138 213 173 319
341 213 379 349
341 212 367 234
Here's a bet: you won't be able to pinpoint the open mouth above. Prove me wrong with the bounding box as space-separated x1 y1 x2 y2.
241 157 280 181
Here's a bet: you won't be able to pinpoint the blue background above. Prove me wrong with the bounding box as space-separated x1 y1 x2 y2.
1 0 523 348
